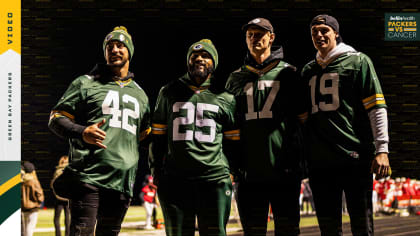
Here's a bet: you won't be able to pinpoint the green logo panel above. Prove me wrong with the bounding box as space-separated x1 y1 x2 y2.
385 13 419 41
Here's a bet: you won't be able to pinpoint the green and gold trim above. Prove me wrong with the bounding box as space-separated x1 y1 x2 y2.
362 94 386 110
152 123 167 135
223 129 240 141
0 161 21 227
245 60 280 76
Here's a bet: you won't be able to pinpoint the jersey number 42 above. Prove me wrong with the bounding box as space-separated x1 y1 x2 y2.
102 90 140 135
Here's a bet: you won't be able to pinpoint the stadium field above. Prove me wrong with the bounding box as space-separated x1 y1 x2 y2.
33 205 341 236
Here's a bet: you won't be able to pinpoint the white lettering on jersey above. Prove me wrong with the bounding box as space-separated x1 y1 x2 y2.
244 80 280 120
309 73 340 113
172 102 219 142
102 90 139 134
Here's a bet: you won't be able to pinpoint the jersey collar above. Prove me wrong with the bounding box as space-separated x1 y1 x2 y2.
245 60 280 76
181 73 211 93
316 42 356 69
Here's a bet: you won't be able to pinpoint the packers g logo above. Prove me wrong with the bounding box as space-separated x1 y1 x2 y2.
252 18 261 24
105 34 113 42
225 190 231 196
119 34 125 42
193 44 203 50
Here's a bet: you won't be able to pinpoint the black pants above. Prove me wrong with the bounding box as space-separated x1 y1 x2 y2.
69 182 131 236
309 159 373 236
236 173 301 236
54 200 70 236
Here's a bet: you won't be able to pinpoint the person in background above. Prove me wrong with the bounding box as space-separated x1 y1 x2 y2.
21 161 44 236
302 178 315 215
141 175 158 230
51 155 71 236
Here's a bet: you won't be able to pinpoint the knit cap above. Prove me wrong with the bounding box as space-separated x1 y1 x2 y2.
187 39 218 70
103 26 134 60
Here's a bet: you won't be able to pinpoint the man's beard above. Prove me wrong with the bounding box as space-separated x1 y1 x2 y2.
188 63 214 81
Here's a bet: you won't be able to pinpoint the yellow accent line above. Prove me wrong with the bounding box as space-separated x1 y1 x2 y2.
50 110 75 120
0 174 21 197
223 129 240 135
188 85 209 92
298 112 308 119
139 127 152 141
0 0 21 54
246 60 280 76
365 100 386 110
224 136 240 141
114 78 132 87
152 123 167 129
152 130 166 135
404 28 417 31
388 28 394 31
362 94 384 103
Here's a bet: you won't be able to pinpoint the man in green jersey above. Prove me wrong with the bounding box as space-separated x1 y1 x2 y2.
302 15 391 235
149 39 240 236
48 26 151 236
225 18 307 236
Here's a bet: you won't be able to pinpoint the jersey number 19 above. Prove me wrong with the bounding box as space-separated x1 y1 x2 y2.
309 73 340 113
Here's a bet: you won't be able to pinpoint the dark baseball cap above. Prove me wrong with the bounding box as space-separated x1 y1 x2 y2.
242 18 274 33
22 161 35 173
310 14 342 43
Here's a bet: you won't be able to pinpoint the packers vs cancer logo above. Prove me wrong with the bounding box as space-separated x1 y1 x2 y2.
385 13 419 41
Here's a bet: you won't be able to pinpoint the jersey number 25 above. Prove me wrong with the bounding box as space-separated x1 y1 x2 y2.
172 102 219 143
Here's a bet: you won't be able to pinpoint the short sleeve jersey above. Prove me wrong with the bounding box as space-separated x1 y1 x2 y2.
51 75 150 197
151 74 238 181
301 52 387 159
226 60 306 181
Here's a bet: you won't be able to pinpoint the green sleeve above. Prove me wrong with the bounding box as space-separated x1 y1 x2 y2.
139 101 151 148
357 55 387 111
221 96 242 178
149 87 169 176
51 76 86 119
48 76 87 139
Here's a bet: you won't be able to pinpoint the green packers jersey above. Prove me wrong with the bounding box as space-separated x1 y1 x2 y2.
226 60 306 181
301 51 387 162
51 73 150 197
151 74 239 181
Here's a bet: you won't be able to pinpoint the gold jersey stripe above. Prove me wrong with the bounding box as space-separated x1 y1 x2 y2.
246 60 280 76
364 100 386 110
139 127 152 141
113 78 132 87
50 110 75 121
362 94 384 104
0 174 20 197
152 130 167 135
152 123 168 129
223 129 240 135
298 112 308 120
224 136 240 141
188 85 209 92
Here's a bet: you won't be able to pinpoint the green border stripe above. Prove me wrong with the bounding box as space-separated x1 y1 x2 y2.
0 161 20 186
0 183 20 226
